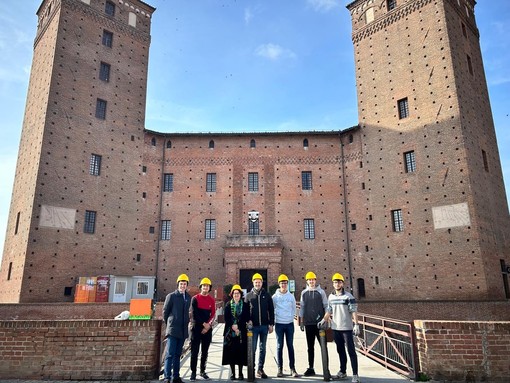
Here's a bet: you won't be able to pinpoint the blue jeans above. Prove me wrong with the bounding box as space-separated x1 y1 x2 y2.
333 330 358 375
275 323 295 369
164 336 185 379
251 325 269 370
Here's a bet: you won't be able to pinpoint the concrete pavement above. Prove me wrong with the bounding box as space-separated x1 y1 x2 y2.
0 323 410 383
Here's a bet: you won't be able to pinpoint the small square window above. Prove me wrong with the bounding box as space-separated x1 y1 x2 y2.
137 281 149 295
302 171 312 190
99 62 110 82
387 0 397 10
397 97 409 119
149 226 155 234
95 99 107 119
64 286 73 296
102 30 113 47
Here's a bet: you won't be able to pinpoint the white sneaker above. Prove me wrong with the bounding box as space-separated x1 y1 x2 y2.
351 375 360 383
335 372 347 379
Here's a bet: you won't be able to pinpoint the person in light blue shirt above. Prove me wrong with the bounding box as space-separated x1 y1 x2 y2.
272 274 299 378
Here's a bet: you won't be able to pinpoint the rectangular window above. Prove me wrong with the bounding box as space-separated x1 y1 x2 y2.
248 172 259 192
404 151 416 173
105 1 115 16
99 62 110 82
163 173 174 192
84 210 96 234
161 220 171 240
95 98 107 119
7 262 12 281
137 281 149 295
482 150 489 172
398 97 409 119
248 219 259 236
102 30 113 47
387 0 397 10
467 54 473 75
205 219 216 239
304 219 315 239
15 212 20 235
206 173 217 192
302 171 313 190
89 154 102 176
391 209 404 232
461 22 467 38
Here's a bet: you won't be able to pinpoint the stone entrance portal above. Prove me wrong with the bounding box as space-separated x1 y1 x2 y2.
224 235 283 290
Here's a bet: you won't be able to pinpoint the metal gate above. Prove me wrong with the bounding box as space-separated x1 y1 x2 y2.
355 313 418 379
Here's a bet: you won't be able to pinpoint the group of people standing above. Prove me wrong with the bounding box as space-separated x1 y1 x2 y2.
162 271 360 383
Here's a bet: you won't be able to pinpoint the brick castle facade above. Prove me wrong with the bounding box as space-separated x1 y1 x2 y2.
1 0 509 303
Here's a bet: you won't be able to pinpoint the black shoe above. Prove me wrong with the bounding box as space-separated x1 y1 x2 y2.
230 374 236 380
200 372 210 380
256 369 268 379
174 377 184 383
304 368 316 376
238 372 244 380
190 373 196 381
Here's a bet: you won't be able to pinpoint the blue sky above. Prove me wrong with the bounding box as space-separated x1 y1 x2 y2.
0 0 509 259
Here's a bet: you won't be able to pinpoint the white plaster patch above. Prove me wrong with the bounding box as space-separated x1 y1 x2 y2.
39 205 76 229
432 202 470 229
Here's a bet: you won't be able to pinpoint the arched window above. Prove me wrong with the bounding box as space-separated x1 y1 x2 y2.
303 138 309 148
357 278 366 298
151 137 156 146
348 134 354 144
166 140 172 149
209 140 215 149
250 139 256 148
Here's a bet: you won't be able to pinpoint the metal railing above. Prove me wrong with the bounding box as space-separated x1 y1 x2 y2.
355 313 418 380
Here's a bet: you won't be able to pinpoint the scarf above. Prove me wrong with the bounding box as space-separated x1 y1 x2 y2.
230 299 243 325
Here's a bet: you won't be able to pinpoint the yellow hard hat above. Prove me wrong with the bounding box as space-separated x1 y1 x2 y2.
200 277 212 287
176 273 189 283
278 274 289 283
230 284 243 295
252 273 263 281
332 273 345 282
305 271 317 280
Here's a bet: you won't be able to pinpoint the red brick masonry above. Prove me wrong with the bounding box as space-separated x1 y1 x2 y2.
415 321 510 383
0 319 162 380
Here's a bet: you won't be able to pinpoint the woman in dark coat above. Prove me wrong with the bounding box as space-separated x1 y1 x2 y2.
222 284 250 380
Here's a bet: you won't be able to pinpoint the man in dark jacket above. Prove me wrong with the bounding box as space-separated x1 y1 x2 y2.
163 274 192 383
245 272 275 379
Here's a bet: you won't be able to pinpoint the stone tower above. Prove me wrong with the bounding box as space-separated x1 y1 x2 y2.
0 0 155 302
346 0 510 299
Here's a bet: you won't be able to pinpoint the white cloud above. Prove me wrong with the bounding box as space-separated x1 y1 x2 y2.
244 8 253 25
307 0 340 12
255 43 296 61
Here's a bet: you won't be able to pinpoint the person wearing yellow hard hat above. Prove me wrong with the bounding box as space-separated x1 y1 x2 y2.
298 271 328 377
319 273 359 382
162 273 191 383
272 274 299 377
221 284 250 380
245 272 275 379
189 277 216 381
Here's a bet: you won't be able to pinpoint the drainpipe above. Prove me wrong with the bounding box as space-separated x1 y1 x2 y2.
154 137 165 301
339 131 354 294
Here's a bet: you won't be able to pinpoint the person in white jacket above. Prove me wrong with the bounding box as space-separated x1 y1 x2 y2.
272 274 299 378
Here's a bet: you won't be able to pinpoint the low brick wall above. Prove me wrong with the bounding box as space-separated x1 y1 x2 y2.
359 300 510 321
414 321 510 382
0 319 162 380
0 302 130 320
